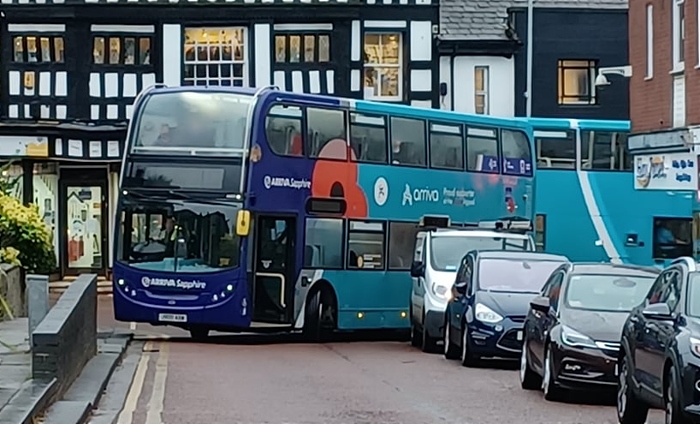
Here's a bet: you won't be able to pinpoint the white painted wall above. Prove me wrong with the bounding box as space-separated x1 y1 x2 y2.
438 55 514 117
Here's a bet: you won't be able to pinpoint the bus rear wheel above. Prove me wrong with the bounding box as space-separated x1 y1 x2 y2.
303 289 335 342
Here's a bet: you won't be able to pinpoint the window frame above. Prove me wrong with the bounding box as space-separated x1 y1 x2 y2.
557 59 598 105
652 216 693 260
274 32 331 64
465 125 500 174
90 33 153 66
349 112 389 164
580 130 632 171
646 4 654 79
428 121 465 171
672 0 685 72
474 66 489 115
305 106 348 162
534 129 577 170
389 116 428 168
535 214 546 251
500 128 533 176
362 32 403 102
345 219 387 271
387 221 420 270
303 217 345 270
182 26 248 87
264 102 306 158
12 34 65 63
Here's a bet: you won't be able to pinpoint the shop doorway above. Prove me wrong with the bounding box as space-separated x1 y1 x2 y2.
59 168 108 277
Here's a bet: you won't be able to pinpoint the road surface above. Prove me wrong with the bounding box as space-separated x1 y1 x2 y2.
92 296 665 424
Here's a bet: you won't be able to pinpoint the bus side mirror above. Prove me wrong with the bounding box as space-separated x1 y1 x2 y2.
236 210 251 236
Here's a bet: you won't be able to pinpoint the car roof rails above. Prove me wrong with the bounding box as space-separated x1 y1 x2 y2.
670 256 698 272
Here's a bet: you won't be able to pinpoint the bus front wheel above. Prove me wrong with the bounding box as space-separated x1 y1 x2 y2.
190 327 210 341
303 289 334 342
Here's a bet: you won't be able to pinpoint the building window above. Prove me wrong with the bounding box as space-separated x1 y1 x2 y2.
557 60 597 105
275 33 330 63
673 75 686 127
363 33 402 101
183 27 247 86
535 214 545 251
474 66 489 114
12 35 64 63
92 35 151 65
673 0 685 70
646 4 654 78
653 217 692 259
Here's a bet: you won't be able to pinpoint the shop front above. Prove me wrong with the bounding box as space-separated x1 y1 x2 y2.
0 124 125 279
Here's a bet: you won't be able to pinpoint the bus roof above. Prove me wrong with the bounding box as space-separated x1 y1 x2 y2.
516 117 630 132
139 85 531 131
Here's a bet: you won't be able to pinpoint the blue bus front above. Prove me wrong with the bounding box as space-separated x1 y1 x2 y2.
112 87 256 332
528 117 691 266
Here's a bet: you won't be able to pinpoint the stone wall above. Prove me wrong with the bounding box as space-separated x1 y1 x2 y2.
0 264 26 319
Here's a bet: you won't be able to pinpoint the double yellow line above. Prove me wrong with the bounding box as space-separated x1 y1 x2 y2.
116 340 171 424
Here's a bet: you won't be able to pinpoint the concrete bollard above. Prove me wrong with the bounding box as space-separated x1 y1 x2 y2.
27 274 49 336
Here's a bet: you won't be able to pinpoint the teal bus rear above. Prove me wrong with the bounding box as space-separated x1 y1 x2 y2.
527 118 692 266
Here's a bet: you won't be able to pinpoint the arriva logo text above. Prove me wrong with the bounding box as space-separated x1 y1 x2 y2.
263 175 311 190
402 184 440 206
141 276 206 290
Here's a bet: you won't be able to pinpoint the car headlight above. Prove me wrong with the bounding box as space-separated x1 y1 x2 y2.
689 337 700 357
560 326 597 349
431 282 449 299
475 303 503 323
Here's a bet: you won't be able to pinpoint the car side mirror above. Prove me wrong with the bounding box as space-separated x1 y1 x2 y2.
410 261 425 278
642 303 674 320
530 295 550 313
454 281 468 296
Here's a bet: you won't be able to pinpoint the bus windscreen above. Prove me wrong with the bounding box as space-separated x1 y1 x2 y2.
131 91 252 155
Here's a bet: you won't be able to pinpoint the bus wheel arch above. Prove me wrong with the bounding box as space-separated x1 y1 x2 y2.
303 280 337 341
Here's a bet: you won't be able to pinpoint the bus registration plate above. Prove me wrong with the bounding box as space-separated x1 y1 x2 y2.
158 313 187 323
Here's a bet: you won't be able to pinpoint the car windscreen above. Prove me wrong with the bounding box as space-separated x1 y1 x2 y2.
564 274 656 312
477 258 564 293
430 235 533 271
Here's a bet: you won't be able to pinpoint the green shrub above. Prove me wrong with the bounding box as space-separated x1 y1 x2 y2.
0 166 56 274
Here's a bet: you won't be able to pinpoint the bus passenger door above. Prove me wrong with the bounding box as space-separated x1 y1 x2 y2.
252 215 296 324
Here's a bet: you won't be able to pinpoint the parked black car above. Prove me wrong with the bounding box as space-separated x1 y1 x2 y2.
617 257 700 424
519 262 658 402
443 250 568 366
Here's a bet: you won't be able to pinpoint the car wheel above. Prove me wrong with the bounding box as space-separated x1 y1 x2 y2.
616 354 649 424
443 319 459 360
460 326 477 367
421 313 439 353
542 347 563 401
410 318 420 348
519 339 541 390
666 366 685 424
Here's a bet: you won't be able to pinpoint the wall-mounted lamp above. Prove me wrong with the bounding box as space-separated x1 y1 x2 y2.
595 65 632 87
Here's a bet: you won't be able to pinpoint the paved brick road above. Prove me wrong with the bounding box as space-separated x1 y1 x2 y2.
95 296 665 424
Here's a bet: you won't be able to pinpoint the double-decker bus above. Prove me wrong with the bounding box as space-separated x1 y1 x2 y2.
527 117 691 266
113 85 536 340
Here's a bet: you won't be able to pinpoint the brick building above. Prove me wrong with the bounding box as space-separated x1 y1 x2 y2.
629 0 699 134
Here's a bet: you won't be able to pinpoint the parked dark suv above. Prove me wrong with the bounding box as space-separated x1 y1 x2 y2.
617 257 700 424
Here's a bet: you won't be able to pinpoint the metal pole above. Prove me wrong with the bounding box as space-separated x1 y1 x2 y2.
525 0 534 117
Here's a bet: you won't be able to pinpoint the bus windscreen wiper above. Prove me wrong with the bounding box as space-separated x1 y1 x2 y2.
166 190 234 207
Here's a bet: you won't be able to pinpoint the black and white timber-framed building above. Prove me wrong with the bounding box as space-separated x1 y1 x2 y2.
0 0 439 279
